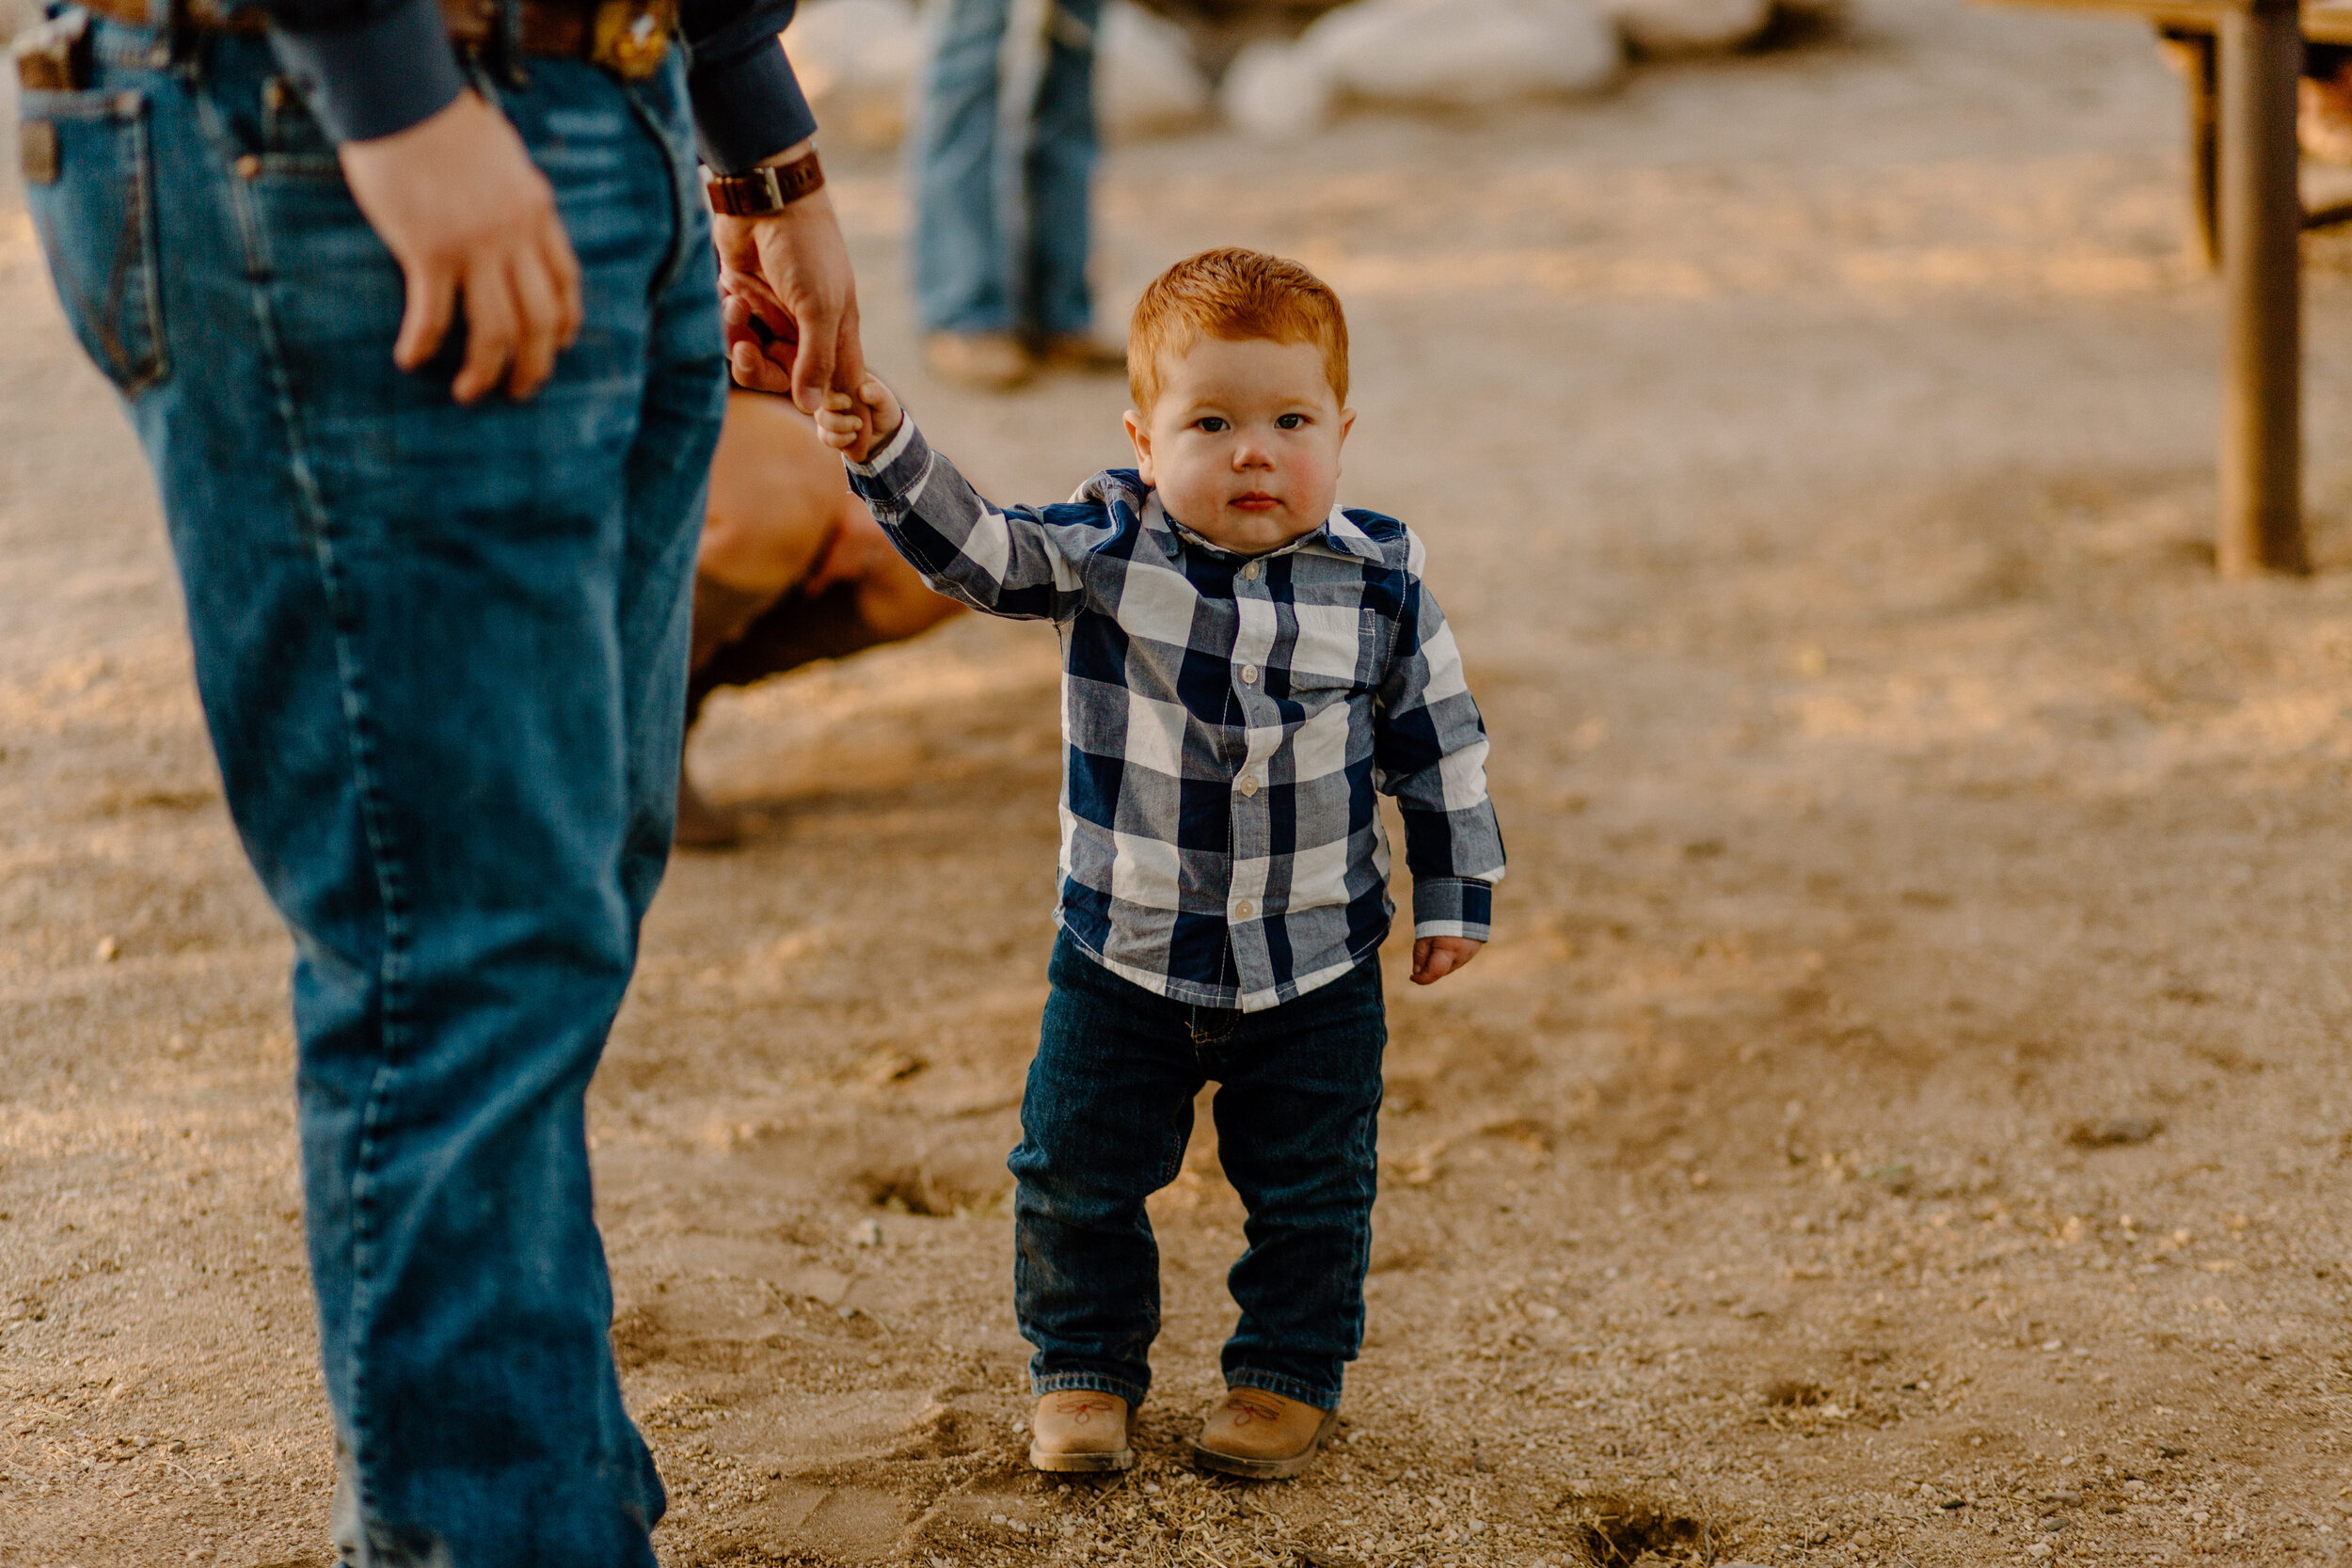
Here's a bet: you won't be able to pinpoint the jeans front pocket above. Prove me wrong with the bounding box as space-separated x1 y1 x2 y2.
20 86 167 395
256 73 342 177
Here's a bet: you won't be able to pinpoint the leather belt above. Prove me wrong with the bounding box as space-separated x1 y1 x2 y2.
76 0 676 79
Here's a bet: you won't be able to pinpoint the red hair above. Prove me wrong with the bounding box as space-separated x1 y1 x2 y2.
1128 247 1349 413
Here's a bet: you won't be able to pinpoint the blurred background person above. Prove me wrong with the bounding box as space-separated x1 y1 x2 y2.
680 389 965 846
908 0 1130 387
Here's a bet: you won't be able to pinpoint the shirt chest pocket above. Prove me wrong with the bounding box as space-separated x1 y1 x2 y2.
1279 602 1380 700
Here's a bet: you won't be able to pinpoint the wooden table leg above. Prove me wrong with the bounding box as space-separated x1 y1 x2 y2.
2217 0 2309 575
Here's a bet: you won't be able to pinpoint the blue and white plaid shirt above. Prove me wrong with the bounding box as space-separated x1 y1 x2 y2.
850 419 1504 1012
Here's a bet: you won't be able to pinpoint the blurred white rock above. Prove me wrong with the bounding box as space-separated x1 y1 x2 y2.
1600 0 1772 55
1297 0 1621 114
1219 38 1339 140
1099 1 1215 140
784 0 925 149
787 0 1209 148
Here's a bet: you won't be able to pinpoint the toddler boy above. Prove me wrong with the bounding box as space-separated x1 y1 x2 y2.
816 248 1505 1479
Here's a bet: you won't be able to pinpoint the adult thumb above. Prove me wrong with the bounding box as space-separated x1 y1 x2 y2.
790 302 840 415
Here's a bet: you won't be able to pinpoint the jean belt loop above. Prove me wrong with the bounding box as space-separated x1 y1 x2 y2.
497 0 529 89
157 0 200 73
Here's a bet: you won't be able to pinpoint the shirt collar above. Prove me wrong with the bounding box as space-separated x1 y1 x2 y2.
1142 493 1384 565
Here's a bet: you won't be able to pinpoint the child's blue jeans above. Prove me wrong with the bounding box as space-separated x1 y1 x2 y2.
1010 933 1389 1413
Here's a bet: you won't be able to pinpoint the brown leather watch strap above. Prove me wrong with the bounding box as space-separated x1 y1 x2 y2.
706 150 825 216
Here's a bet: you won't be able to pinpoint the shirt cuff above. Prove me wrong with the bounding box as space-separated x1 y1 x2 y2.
846 415 920 483
1411 878 1492 942
265 0 468 145
690 38 818 175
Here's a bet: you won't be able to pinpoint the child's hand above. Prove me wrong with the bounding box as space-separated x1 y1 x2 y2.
1410 937 1482 986
814 377 904 465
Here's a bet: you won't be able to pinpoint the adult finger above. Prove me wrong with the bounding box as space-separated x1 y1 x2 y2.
504 248 564 400
452 256 520 404
787 295 842 416
722 271 790 337
830 294 867 395
729 341 796 397
541 217 583 350
393 258 458 372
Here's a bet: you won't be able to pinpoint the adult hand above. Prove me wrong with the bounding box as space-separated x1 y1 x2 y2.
712 141 866 412
339 91 581 404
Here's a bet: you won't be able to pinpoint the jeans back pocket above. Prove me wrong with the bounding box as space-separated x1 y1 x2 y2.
20 87 168 396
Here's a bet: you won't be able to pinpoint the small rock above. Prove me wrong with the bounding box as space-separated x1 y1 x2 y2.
2066 1116 2162 1148
1298 0 1620 112
95 935 119 962
851 1218 882 1247
2026 1545 2053 1560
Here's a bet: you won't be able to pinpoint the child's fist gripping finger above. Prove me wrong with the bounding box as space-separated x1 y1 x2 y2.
1410 936 1482 986
815 376 905 465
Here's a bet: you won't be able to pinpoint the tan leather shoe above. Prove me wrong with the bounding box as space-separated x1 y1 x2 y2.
922 332 1034 391
1189 1388 1339 1480
1029 1390 1135 1472
1035 333 1128 376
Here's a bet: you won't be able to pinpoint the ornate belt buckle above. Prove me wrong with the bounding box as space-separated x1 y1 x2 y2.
591 0 675 80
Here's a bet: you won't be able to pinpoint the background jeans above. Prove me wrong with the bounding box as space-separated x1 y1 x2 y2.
1010 933 1388 1413
909 0 1100 338
21 24 726 1566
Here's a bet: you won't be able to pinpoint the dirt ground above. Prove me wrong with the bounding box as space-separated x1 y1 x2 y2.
9 1 2352 1562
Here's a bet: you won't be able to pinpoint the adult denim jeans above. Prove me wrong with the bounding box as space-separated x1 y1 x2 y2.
21 22 725 1565
909 0 1100 337
1010 933 1388 1413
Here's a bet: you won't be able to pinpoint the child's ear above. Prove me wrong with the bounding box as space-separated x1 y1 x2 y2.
1123 409 1156 485
1338 407 1357 448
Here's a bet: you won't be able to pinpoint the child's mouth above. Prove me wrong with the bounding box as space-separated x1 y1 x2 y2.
1232 494 1279 513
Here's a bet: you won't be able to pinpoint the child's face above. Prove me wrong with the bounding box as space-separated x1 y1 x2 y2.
1122 336 1355 555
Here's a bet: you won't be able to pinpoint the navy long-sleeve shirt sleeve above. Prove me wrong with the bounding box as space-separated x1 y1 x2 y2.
260 0 815 170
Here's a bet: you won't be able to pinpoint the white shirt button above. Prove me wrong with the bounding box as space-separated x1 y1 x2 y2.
1240 664 1259 685
1236 772 1260 798
1233 900 1256 921
1243 562 1261 582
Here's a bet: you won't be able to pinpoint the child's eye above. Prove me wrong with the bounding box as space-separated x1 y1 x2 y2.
1275 413 1308 430
1196 416 1229 433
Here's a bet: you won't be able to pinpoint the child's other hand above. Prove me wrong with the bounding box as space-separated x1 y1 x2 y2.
815 377 904 464
1410 936 1482 985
